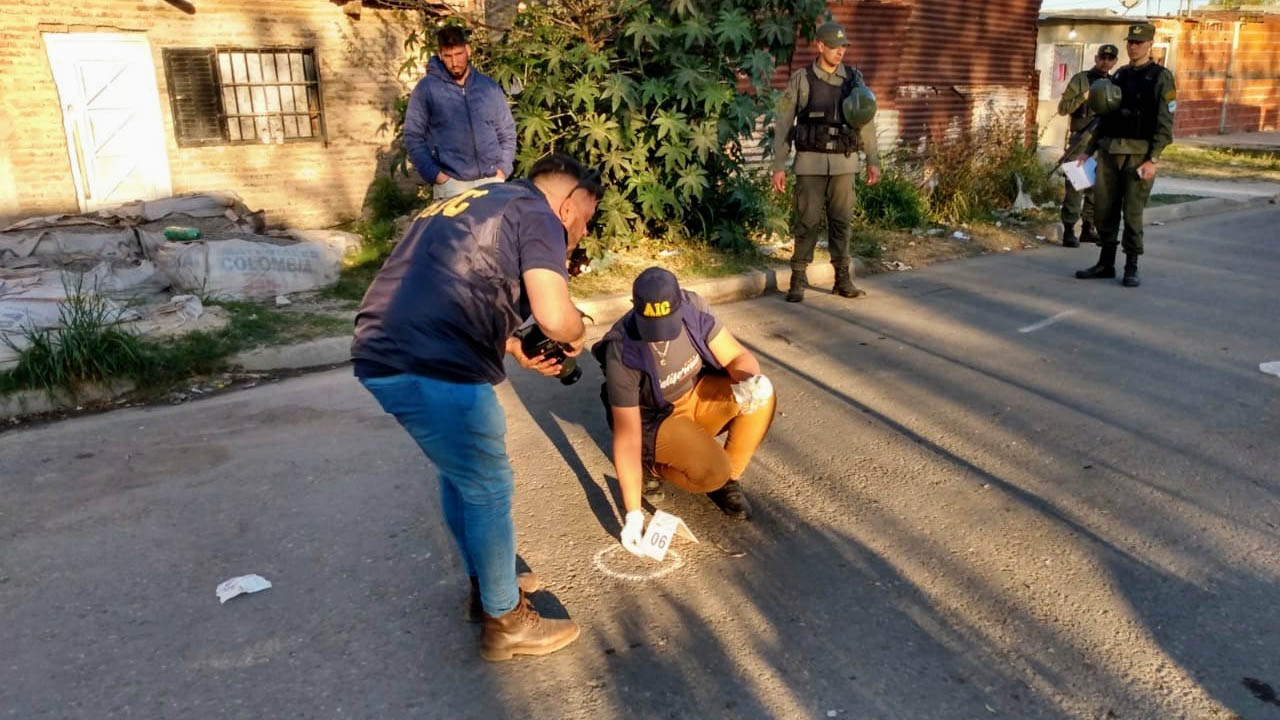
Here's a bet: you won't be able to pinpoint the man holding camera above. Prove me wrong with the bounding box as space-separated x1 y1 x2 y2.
351 154 601 661
593 267 777 554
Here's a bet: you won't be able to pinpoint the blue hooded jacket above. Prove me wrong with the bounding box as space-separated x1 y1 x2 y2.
403 56 516 184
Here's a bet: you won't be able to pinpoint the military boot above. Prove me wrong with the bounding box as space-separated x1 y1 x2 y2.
1122 255 1141 287
479 590 580 661
1080 221 1100 244
642 471 664 501
467 572 540 623
785 265 807 303
832 262 867 299
1075 245 1117 279
1062 222 1080 248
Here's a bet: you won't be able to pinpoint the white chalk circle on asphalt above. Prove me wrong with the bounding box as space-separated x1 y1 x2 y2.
1260 361 1280 379
592 544 685 582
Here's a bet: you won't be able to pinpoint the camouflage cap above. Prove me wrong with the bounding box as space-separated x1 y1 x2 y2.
1126 23 1156 43
816 21 850 48
1098 43 1119 58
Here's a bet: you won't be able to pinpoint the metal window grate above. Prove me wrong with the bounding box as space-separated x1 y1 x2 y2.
163 46 327 147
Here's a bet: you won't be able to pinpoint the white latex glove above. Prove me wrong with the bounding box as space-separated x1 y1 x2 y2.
731 374 775 415
621 510 646 557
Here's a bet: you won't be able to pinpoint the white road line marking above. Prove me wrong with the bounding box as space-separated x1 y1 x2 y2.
592 544 685 581
1018 310 1077 334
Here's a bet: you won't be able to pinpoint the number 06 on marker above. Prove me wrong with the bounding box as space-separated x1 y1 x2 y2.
640 510 699 562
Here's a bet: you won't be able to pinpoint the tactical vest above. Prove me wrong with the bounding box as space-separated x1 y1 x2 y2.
794 66 860 155
592 294 723 471
1100 62 1164 141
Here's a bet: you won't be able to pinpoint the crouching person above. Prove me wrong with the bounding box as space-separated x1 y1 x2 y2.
592 267 777 556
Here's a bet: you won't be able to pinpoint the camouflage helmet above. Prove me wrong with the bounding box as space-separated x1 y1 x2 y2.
841 84 877 129
1088 78 1123 116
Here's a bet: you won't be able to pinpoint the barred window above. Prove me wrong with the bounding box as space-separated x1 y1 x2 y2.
163 47 326 147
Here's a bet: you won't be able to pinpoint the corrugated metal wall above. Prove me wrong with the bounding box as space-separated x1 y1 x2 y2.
774 0 1041 150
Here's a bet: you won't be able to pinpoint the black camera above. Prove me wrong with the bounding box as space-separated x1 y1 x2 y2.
517 324 581 386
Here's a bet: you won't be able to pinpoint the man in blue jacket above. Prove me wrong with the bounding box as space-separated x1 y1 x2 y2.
404 26 516 199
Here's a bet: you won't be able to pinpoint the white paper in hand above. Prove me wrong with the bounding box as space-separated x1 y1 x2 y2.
216 574 272 604
639 510 699 562
731 375 774 415
1064 157 1097 191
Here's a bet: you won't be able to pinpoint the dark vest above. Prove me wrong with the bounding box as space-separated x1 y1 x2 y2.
1100 62 1164 141
793 66 860 155
592 293 724 470
351 180 541 384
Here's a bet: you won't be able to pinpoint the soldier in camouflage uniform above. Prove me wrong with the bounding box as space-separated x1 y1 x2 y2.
1075 23 1176 288
772 21 880 303
1057 44 1118 247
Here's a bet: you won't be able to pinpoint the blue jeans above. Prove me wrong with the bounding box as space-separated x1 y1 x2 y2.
360 373 518 617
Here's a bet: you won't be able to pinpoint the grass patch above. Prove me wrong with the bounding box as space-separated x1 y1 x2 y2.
850 228 884 259
570 239 768 298
1159 144 1280 182
1148 193 1205 207
1 292 351 397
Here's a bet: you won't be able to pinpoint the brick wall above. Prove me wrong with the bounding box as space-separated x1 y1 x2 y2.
0 0 427 228
1159 13 1280 137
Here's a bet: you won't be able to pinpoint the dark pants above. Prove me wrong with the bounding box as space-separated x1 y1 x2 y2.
1094 147 1154 256
792 174 855 268
1061 180 1095 227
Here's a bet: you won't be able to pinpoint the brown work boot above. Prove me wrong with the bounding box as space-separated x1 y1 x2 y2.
785 266 807 303
479 590 580 662
832 262 867 299
467 572 539 623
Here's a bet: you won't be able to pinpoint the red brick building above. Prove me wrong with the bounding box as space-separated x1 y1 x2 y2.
0 0 457 228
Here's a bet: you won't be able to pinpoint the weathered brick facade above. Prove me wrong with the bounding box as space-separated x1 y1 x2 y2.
0 0 429 228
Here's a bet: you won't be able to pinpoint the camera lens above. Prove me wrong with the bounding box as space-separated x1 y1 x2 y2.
558 358 582 386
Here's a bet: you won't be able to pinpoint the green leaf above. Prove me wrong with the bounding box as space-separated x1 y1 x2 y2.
568 76 597 111
670 0 698 19
599 188 638 238
672 63 704 94
689 120 719 162
580 113 621 153
675 165 709 202
600 147 633 178
584 50 611 77
601 73 640 113
742 49 776 88
624 17 669 51
517 108 555 146
639 77 672 106
657 141 692 171
676 16 713 50
760 17 792 48
542 44 565 73
653 109 690 142
635 182 677 218
713 7 752 53
699 83 734 116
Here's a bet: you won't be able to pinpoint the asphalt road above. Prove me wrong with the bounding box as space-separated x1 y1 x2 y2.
2 206 1278 720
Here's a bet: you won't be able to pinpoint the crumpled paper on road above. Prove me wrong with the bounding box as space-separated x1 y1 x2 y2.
1260 361 1280 379
216 574 273 604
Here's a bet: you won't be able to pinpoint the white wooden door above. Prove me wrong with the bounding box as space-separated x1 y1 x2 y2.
44 33 172 211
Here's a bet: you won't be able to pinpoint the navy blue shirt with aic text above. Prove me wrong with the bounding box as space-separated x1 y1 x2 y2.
350 179 568 385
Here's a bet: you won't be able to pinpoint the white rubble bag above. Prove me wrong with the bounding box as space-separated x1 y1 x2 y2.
148 234 344 300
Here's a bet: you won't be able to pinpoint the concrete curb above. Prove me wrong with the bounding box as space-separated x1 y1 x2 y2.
1 380 135 422
1145 192 1277 224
